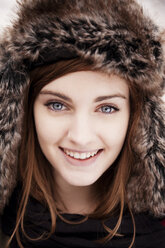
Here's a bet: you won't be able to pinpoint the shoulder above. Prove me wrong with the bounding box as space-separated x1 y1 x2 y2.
0 215 10 248
122 213 165 248
1 183 22 237
104 211 165 247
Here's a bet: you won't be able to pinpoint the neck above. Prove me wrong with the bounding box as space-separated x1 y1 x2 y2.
54 177 98 215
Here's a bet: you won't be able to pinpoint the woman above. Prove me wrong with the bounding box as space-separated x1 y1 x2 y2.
0 0 165 247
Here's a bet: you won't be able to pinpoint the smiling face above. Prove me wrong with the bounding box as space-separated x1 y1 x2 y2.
33 71 130 189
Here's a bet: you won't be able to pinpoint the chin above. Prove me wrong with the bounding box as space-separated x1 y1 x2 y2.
66 176 99 187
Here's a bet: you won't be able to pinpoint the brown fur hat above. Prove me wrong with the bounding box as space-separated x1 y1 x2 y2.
0 0 164 216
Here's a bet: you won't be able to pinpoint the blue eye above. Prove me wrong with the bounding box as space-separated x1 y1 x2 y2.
99 105 118 113
52 102 63 110
46 102 66 111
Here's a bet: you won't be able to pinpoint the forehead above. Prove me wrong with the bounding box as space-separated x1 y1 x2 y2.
42 70 129 97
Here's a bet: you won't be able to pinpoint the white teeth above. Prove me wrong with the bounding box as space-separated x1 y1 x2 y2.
80 153 87 159
74 153 80 159
64 149 99 159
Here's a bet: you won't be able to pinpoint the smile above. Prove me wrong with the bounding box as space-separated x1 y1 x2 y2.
63 149 99 160
60 147 103 166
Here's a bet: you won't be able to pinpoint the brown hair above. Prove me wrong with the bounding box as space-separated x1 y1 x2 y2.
8 58 142 247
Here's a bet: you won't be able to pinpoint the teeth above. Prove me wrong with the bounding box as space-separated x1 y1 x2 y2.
64 149 99 160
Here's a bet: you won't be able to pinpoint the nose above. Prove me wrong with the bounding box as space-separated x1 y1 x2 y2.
67 113 94 147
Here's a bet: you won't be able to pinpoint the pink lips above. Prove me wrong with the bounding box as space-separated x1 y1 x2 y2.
60 148 103 166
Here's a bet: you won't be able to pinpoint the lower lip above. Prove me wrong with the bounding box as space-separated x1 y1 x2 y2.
60 148 103 166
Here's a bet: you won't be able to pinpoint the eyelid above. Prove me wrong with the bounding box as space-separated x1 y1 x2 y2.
97 102 119 108
44 100 70 111
96 103 119 113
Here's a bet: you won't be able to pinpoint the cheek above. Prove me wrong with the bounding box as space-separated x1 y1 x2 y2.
101 114 129 150
33 110 69 147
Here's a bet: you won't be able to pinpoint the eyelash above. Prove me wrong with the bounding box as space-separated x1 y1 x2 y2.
45 101 119 114
97 104 119 114
45 101 67 111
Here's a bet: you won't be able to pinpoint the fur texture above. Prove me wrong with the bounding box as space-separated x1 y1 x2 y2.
0 0 164 216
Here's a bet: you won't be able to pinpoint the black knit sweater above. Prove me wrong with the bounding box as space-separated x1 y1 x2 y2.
2 185 165 248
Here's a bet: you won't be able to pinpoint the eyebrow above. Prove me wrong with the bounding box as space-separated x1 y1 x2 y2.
40 90 127 103
40 91 72 102
95 94 127 102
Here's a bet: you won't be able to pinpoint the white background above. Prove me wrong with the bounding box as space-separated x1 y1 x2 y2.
0 0 165 101
0 0 165 29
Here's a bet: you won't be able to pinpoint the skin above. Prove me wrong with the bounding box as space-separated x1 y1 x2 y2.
33 71 130 214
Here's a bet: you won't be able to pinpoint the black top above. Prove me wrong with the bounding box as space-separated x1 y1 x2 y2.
2 185 165 248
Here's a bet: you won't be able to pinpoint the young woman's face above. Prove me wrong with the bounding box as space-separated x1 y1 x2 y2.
33 71 130 187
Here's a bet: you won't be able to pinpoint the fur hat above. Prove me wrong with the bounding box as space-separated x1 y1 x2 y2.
0 0 164 216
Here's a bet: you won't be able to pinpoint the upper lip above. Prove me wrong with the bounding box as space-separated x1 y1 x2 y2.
60 147 102 153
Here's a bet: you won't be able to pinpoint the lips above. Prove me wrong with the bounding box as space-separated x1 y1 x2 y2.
63 148 99 160
59 147 103 166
